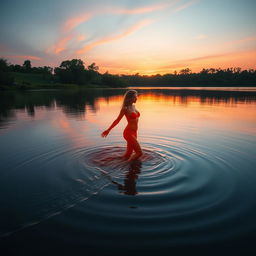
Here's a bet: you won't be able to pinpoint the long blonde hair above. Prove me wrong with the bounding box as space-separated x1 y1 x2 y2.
122 90 137 108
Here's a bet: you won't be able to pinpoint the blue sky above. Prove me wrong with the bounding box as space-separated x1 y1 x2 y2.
0 0 255 74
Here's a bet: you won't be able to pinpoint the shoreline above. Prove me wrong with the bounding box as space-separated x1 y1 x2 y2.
1 84 256 91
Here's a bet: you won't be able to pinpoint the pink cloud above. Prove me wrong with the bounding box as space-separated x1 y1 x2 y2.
62 0 179 34
76 19 154 55
63 13 92 32
111 0 180 15
174 0 199 12
5 55 41 61
47 1 179 57
76 35 86 42
54 35 73 54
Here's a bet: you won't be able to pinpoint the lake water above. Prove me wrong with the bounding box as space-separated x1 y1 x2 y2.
1 87 256 255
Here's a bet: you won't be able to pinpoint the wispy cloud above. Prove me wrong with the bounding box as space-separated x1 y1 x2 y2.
76 34 86 42
48 0 182 56
5 55 41 61
54 35 73 54
160 49 256 70
1 44 42 62
46 33 87 55
174 0 199 12
76 19 154 55
63 13 92 32
187 52 236 62
61 0 179 32
160 53 233 69
111 0 180 15
223 36 256 47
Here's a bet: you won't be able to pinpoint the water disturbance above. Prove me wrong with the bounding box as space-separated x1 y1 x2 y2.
0 88 256 254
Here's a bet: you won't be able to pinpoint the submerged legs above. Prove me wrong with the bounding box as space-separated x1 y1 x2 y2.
123 128 143 161
122 136 142 161
127 135 143 161
122 141 134 159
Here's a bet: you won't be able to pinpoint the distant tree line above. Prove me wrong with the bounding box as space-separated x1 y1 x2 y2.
120 67 256 87
0 58 127 88
8 59 53 74
1 57 256 87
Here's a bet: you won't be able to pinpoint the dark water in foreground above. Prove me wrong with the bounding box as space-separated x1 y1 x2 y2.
0 87 256 255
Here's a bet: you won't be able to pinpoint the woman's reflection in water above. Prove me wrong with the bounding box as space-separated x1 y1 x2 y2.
112 160 142 196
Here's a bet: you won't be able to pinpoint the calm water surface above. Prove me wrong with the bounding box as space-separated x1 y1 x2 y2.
1 88 256 255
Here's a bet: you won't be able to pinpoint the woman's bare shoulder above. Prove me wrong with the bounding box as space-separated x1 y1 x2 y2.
122 106 128 112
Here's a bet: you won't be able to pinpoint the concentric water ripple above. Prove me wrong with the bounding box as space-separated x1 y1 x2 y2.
69 138 242 244
0 143 172 237
66 136 256 248
1 133 256 251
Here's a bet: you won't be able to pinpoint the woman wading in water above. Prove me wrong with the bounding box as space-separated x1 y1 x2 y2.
101 90 143 161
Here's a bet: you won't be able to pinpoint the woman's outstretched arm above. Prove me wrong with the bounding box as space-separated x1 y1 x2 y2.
101 108 125 137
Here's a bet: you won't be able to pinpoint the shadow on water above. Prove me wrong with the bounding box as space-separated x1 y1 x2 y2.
1 88 256 129
111 160 142 196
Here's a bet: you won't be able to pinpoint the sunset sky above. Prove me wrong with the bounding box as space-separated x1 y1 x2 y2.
0 0 256 75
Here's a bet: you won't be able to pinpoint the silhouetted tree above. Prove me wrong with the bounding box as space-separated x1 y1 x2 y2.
102 72 127 87
2 56 256 88
23 60 31 72
179 68 191 75
54 59 88 84
9 64 23 72
84 63 99 83
0 58 8 72
0 58 14 85
119 67 256 87
87 62 99 72
60 59 84 72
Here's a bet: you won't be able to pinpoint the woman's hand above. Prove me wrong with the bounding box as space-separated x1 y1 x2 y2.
101 129 110 137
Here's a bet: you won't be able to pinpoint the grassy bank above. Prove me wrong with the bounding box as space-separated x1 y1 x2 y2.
0 72 111 90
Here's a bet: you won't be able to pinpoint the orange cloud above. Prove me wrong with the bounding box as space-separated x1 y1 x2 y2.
223 36 256 48
54 35 73 54
63 13 92 32
46 1 179 57
187 52 236 62
160 49 256 72
5 55 41 60
76 19 154 55
76 34 86 42
46 33 87 55
62 0 179 34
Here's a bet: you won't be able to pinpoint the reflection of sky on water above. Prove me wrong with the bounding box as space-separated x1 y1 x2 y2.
0 88 255 172
1 88 255 137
